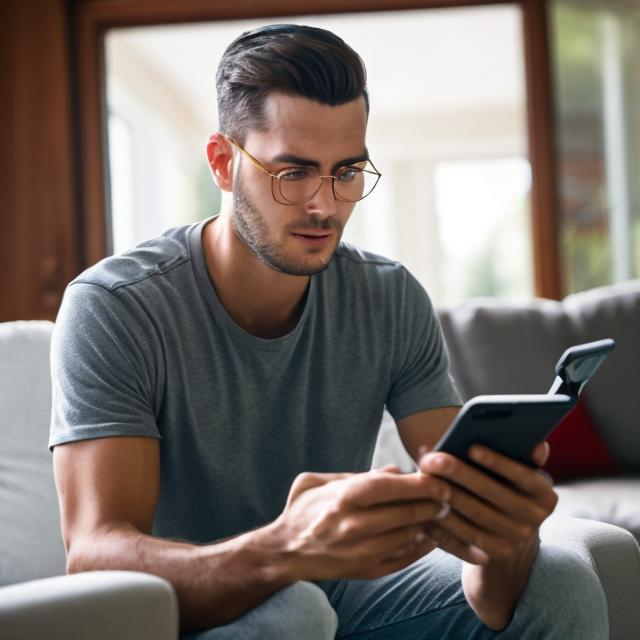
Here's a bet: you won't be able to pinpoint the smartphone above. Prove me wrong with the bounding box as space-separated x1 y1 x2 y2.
548 338 615 397
433 394 575 477
432 338 615 481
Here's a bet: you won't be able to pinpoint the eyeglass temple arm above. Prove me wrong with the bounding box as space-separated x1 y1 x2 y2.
226 134 382 179
224 136 279 178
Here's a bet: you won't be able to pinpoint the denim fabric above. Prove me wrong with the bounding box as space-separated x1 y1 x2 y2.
181 545 608 639
180 581 338 640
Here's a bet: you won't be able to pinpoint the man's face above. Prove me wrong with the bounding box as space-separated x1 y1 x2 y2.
231 93 368 276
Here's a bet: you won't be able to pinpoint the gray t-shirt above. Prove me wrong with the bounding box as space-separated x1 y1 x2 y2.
49 217 460 544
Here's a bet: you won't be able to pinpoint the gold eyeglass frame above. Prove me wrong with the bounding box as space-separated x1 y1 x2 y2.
223 135 382 205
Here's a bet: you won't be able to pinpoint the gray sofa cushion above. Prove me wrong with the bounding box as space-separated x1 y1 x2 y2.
555 478 640 543
0 321 66 586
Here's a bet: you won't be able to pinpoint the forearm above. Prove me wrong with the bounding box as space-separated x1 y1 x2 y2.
461 535 540 630
67 522 294 632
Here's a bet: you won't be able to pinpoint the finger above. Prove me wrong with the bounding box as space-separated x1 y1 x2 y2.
337 499 446 540
425 510 513 559
292 471 355 493
380 532 437 564
418 444 431 458
423 523 490 565
446 487 535 540
530 441 550 466
344 471 451 509
374 464 403 474
346 534 437 579
286 471 354 507
345 522 434 562
420 451 555 523
537 468 554 485
468 446 553 496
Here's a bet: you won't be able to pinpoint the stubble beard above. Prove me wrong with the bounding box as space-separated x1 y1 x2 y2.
231 175 344 277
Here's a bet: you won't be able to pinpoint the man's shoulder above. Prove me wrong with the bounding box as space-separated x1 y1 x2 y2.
71 223 195 292
328 242 430 308
332 242 405 275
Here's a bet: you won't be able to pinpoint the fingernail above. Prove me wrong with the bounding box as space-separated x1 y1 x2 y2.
431 454 448 469
414 532 427 544
418 445 429 458
469 446 487 463
435 503 450 520
536 469 554 485
470 545 490 564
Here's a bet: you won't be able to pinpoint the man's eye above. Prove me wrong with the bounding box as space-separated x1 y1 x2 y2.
279 169 311 181
336 168 360 182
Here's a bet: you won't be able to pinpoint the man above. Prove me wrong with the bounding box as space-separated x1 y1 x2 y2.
50 24 607 639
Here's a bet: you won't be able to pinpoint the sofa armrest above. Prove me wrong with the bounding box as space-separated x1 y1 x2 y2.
0 571 178 640
541 515 640 640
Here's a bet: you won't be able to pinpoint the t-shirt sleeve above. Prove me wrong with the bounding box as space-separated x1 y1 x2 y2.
49 282 161 451
386 268 461 421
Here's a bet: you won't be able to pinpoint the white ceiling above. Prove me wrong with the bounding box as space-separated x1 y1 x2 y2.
106 5 525 135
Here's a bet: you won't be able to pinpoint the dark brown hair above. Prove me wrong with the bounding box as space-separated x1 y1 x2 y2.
216 24 369 143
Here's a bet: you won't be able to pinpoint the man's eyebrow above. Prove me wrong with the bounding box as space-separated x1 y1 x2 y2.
271 151 370 173
271 154 319 167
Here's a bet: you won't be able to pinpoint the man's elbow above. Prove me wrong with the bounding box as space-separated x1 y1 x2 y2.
64 525 129 574
65 541 86 574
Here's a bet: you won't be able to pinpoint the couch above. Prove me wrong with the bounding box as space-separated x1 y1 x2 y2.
373 279 640 639
2 279 640 638
0 321 179 640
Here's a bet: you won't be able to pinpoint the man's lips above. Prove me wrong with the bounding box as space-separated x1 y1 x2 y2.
291 230 335 244
292 232 333 238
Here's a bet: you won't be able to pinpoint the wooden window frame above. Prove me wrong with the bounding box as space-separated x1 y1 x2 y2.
75 0 560 298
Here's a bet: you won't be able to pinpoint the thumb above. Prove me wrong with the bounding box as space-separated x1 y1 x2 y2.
374 464 403 474
285 471 353 508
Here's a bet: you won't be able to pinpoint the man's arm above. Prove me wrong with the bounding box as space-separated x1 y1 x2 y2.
54 435 452 632
53 437 296 632
395 406 460 461
396 409 557 631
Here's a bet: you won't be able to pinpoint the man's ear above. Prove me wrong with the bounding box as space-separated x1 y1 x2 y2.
206 133 234 192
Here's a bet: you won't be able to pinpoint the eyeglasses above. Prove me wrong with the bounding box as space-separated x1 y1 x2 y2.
224 136 382 206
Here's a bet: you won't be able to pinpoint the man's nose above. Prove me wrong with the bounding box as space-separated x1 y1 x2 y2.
304 177 337 218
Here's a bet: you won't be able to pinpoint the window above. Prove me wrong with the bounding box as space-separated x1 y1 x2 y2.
434 158 532 303
551 0 640 293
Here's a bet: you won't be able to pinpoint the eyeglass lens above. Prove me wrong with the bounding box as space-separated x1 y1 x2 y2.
277 164 379 204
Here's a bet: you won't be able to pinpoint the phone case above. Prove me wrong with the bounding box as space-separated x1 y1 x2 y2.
431 339 614 483
433 394 576 479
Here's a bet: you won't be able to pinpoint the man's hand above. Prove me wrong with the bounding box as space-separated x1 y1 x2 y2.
266 465 452 581
417 442 557 629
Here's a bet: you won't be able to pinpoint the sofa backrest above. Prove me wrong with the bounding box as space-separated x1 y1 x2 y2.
562 282 640 471
437 280 640 472
0 321 67 586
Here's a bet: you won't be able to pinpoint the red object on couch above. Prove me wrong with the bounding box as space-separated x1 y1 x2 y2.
543 397 619 482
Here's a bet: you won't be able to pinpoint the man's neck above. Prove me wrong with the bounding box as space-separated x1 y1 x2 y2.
202 214 311 339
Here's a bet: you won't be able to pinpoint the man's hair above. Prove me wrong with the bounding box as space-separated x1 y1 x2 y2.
216 24 369 143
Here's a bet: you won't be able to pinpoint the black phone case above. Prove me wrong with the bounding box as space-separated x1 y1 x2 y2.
433 395 576 481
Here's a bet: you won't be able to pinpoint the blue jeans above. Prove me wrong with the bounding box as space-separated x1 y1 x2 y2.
181 545 608 639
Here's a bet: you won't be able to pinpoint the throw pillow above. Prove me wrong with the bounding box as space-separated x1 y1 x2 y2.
543 397 619 482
